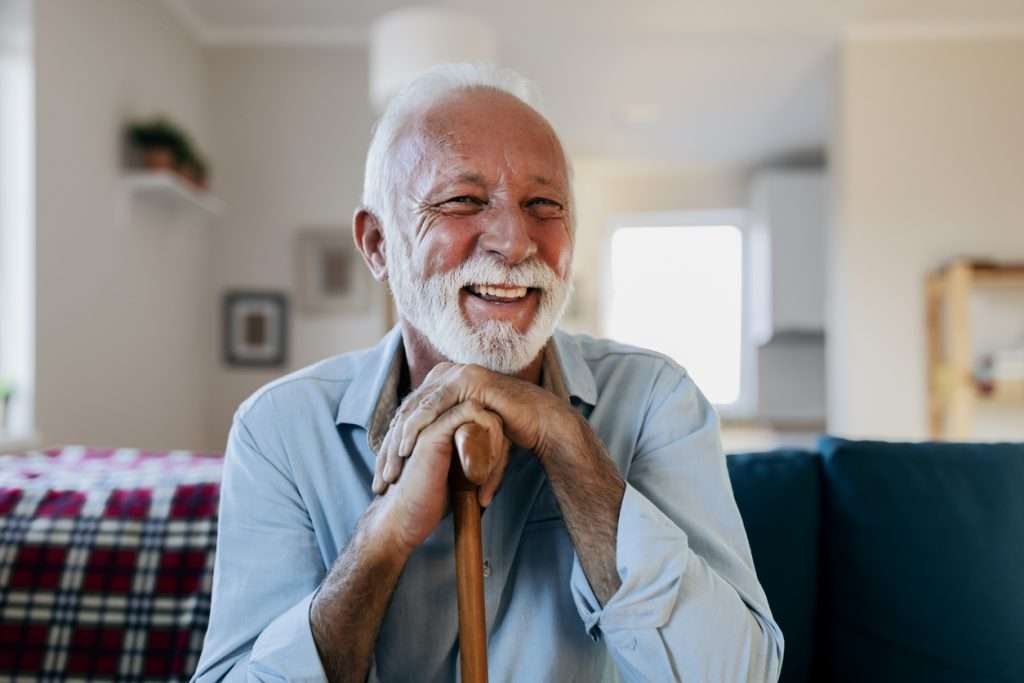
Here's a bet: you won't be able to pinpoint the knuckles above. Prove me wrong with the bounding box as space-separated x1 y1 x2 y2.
419 389 442 412
459 364 488 384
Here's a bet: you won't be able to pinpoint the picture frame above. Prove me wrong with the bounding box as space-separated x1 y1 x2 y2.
222 290 288 368
294 226 375 315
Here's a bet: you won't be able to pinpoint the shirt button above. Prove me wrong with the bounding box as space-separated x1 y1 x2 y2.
483 560 491 578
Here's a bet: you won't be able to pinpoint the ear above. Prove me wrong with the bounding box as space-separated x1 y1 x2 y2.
353 207 389 282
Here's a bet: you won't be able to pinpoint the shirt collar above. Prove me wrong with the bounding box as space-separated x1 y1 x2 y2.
334 325 598 454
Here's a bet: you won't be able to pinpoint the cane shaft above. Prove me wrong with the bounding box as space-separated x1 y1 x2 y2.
451 425 489 683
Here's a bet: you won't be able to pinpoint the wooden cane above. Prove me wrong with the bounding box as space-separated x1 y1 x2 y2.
450 424 490 683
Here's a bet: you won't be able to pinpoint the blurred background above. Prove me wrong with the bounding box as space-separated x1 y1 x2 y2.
1 0 1022 455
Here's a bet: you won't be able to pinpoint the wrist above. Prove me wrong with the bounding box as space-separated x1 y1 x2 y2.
537 403 587 465
360 496 415 567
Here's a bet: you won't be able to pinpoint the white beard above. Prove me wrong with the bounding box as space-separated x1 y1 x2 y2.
388 241 573 375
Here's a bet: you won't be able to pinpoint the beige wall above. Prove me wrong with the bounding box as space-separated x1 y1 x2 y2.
202 56 748 448
42 12 1024 450
205 46 387 449
34 0 216 450
828 34 1024 440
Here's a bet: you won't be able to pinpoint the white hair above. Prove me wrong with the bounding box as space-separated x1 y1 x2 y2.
361 62 573 235
361 63 577 374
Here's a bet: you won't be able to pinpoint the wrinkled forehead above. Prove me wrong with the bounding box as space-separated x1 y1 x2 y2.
396 89 570 194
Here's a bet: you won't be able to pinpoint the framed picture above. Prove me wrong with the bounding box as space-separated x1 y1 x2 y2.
295 227 375 315
223 290 288 368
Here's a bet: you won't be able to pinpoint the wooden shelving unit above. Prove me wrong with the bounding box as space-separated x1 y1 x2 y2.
926 259 1024 440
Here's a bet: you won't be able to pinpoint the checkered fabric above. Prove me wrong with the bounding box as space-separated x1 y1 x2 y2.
0 446 223 681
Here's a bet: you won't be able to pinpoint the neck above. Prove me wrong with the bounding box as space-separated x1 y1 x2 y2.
399 319 545 397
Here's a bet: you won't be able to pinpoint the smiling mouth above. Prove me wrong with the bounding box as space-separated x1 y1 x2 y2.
464 283 536 303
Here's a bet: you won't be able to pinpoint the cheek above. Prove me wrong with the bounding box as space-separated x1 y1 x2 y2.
420 222 479 277
534 223 573 279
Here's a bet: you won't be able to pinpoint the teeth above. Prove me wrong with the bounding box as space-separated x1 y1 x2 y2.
470 284 529 299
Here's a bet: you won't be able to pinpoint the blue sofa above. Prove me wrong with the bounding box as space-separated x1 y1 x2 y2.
4 439 1019 680
726 437 1024 683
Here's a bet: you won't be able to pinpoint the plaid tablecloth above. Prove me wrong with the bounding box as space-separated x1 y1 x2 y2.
0 446 223 681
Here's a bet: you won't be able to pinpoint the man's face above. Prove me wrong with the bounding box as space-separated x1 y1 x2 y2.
385 89 574 374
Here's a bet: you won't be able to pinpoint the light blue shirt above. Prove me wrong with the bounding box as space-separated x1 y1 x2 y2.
192 325 784 682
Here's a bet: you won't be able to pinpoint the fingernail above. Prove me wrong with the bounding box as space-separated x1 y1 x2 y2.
383 461 396 482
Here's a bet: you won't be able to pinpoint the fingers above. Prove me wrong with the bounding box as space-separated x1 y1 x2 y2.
397 385 453 460
371 441 389 494
373 405 405 493
408 399 506 487
380 418 409 492
397 364 486 460
374 369 452 494
374 364 501 496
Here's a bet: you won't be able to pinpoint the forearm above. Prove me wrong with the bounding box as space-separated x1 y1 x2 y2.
310 497 408 683
540 410 626 605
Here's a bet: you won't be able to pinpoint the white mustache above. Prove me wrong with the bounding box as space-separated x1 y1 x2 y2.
441 256 559 291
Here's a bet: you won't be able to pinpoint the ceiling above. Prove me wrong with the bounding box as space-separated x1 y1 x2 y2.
169 0 1024 168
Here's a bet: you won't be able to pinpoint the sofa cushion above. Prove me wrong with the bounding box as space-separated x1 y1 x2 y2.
727 450 821 683
0 446 222 681
817 436 1024 682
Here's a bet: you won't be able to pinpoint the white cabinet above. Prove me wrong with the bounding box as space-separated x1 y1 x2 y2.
748 169 827 345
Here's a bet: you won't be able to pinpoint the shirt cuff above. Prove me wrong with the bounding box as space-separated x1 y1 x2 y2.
570 481 690 639
249 586 329 682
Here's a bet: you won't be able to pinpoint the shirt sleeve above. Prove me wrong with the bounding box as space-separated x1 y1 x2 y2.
569 363 785 682
191 408 329 682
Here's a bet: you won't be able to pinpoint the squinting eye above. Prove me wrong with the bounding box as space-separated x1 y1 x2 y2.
528 198 564 217
445 196 483 205
528 197 564 209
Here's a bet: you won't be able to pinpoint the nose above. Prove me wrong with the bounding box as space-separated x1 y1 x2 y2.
477 206 538 265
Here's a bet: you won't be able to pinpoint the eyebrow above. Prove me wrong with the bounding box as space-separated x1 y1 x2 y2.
428 171 488 196
425 171 565 197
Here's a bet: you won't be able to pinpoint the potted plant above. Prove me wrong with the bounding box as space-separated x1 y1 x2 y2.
126 116 213 192
177 144 209 190
127 117 186 172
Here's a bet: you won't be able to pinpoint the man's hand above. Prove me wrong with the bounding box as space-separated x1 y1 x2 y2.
374 363 572 497
374 398 509 555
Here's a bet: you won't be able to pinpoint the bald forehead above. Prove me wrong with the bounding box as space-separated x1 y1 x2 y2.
399 88 570 187
419 88 557 143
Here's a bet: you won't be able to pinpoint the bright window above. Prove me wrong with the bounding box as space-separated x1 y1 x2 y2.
606 216 749 408
0 5 36 442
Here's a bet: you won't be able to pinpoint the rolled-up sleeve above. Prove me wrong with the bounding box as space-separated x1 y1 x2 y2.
570 363 785 682
191 408 328 682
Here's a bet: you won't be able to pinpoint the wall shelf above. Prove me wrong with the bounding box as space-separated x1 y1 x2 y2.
926 259 1024 439
0 430 43 454
976 379 1024 403
122 170 225 215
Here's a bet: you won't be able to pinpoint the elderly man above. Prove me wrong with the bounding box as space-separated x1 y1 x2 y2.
193 64 783 682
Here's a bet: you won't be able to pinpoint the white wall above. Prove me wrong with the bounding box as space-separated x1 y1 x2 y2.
205 46 387 448
34 0 215 450
829 33 1024 440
